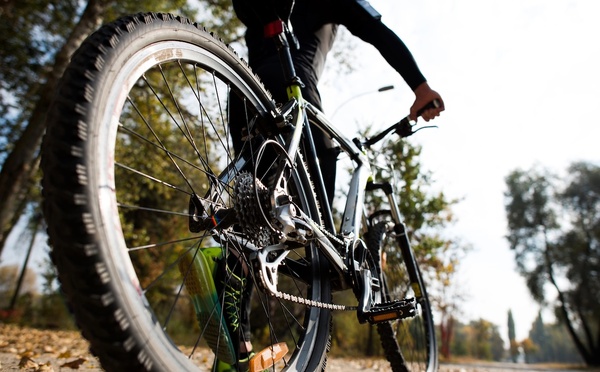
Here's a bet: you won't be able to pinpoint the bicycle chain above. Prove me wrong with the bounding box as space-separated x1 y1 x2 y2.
259 220 357 311
271 288 357 311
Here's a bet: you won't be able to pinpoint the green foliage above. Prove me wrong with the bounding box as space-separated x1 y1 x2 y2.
0 0 79 159
0 0 240 338
0 265 38 306
105 0 194 22
346 130 469 359
194 0 244 44
508 309 519 362
328 291 385 357
525 311 583 364
448 319 505 361
0 263 75 329
504 162 600 365
362 136 461 274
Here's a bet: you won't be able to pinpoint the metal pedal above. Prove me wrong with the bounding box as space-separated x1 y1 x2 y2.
358 298 417 324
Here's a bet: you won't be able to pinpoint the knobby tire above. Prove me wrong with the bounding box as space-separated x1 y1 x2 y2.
41 12 332 372
366 222 438 372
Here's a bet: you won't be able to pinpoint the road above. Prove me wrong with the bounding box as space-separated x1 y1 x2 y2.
0 324 594 371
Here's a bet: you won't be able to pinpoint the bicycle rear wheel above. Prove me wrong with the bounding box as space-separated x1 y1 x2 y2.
366 222 438 372
42 12 331 372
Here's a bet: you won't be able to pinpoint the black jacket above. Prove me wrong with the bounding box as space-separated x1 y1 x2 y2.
232 0 426 107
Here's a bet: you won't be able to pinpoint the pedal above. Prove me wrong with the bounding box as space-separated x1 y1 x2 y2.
358 298 417 324
249 342 288 372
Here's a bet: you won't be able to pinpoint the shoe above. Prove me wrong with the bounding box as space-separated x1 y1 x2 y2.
248 343 288 372
178 248 237 365
213 343 289 372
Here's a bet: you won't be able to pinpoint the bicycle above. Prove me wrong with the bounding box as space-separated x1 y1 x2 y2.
41 12 439 372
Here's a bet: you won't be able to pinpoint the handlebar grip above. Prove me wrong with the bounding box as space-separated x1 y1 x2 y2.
416 99 441 118
362 99 441 147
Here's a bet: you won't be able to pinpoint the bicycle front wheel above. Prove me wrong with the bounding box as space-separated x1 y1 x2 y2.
367 222 438 372
42 12 331 371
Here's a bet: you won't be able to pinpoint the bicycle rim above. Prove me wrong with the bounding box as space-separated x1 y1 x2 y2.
42 12 331 371
367 222 438 372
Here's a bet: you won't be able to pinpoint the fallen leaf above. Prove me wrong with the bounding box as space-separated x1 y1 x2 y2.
19 349 36 358
60 357 87 369
18 356 39 368
37 361 55 371
43 345 54 353
57 350 72 359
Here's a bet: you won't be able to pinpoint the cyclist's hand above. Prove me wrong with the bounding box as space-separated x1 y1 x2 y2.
410 82 445 122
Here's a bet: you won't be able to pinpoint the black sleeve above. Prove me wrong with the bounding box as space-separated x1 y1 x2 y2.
333 0 427 90
232 0 294 29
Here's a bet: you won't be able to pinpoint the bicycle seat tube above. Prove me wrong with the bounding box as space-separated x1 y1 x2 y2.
263 19 334 224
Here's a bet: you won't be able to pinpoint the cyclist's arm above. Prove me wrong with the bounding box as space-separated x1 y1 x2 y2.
334 0 426 90
332 0 444 119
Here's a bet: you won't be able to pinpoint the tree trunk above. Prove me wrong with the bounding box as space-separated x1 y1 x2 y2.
0 0 110 257
440 314 454 359
543 232 593 365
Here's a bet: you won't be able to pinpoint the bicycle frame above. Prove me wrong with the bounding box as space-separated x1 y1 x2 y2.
263 19 427 319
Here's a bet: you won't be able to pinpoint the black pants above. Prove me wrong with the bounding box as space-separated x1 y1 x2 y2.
230 58 338 203
226 56 337 355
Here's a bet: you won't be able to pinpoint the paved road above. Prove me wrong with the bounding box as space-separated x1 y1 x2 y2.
325 359 593 372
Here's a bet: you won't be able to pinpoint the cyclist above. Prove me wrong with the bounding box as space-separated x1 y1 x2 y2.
231 0 445 204
210 1 444 370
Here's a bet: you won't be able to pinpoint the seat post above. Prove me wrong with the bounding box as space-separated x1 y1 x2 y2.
263 20 304 100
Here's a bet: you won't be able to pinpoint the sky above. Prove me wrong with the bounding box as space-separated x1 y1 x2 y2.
320 0 600 341
2 0 599 346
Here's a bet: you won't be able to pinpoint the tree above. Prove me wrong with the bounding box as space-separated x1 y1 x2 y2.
508 309 519 363
450 319 505 361
0 0 110 257
526 311 583 364
528 311 547 363
362 134 468 359
504 162 600 366
0 0 250 260
520 338 538 364
334 129 466 358
362 132 464 279
0 265 37 307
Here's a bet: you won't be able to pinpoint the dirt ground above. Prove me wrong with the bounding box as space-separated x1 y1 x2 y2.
0 323 594 372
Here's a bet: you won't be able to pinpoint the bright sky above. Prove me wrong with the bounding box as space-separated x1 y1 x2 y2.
320 0 600 341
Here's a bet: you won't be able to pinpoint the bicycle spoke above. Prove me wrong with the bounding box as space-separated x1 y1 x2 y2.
42 14 332 371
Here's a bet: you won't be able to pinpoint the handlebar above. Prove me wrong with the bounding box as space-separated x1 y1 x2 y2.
362 99 441 148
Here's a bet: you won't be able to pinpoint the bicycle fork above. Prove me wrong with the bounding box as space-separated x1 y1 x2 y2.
356 181 422 324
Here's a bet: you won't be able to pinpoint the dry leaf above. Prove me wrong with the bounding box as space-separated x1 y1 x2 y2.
57 350 72 359
18 355 38 368
60 357 87 369
43 345 54 353
36 361 55 371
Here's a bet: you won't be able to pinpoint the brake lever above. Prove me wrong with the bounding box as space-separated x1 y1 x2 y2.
361 99 441 146
395 99 441 138
395 117 438 138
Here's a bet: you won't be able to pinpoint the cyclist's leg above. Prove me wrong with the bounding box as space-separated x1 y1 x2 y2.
212 250 255 370
215 97 254 370
252 59 338 204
